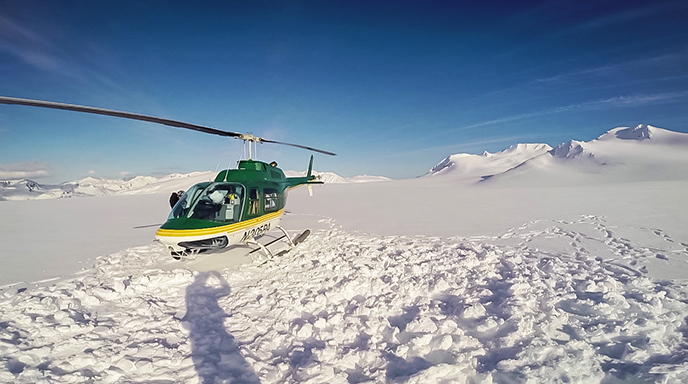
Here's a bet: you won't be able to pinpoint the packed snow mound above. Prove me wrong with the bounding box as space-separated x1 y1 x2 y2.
2 217 688 383
426 143 552 182
283 170 391 184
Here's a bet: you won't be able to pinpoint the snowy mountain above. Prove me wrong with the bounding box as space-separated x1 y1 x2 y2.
283 170 391 184
488 124 688 185
428 124 688 185
0 169 389 201
0 179 75 201
0 172 216 201
426 143 553 182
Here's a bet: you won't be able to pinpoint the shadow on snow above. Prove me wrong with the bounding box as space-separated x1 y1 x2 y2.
184 271 259 384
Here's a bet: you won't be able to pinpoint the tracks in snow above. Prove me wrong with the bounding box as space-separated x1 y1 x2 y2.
1 216 688 383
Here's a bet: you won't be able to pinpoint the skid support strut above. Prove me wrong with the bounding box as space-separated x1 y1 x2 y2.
276 225 295 247
247 226 311 259
246 239 274 259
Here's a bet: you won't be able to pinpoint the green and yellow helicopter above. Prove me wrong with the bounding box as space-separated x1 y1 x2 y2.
0 96 335 258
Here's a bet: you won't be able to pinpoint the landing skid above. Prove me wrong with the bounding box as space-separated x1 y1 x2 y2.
170 226 310 261
248 226 311 259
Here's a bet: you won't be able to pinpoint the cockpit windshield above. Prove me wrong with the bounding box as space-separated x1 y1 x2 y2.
169 182 245 223
168 182 209 220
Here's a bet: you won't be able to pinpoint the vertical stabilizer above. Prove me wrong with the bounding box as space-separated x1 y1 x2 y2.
285 155 322 189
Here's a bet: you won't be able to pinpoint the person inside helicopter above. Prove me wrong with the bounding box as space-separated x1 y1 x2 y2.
216 186 243 223
190 188 227 221
178 183 244 223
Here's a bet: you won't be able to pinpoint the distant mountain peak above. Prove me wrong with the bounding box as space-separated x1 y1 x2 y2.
614 124 652 140
482 124 688 185
426 142 552 179
597 123 657 142
283 170 390 184
550 140 590 159
503 143 551 153
428 156 453 174
426 124 688 185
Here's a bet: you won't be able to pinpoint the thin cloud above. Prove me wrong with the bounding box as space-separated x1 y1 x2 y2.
0 162 51 179
429 91 688 143
535 65 618 84
558 91 688 111
575 2 686 32
461 112 548 131
0 13 63 74
469 92 688 130
535 53 686 84
0 12 128 94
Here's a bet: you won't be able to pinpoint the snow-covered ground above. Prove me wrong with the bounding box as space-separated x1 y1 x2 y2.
1 124 688 383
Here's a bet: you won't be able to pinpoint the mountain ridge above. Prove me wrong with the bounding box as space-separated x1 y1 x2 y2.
0 169 389 201
425 124 688 185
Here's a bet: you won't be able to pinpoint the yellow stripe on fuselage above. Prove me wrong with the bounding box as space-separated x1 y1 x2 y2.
155 209 284 238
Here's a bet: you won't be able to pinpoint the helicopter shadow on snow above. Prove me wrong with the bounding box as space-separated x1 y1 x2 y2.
183 271 260 384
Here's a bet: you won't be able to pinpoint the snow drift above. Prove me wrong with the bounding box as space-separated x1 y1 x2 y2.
2 215 688 383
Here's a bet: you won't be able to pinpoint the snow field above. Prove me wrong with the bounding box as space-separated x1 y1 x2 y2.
2 215 688 383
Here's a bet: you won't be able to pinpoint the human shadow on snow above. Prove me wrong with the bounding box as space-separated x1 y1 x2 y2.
184 271 260 384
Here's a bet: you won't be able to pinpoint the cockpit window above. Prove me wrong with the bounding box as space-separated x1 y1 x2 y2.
169 182 244 223
168 182 209 220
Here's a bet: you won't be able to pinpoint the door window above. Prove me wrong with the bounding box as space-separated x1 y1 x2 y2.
264 188 278 212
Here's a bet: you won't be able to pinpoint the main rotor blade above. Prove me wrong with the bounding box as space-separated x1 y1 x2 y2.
261 139 337 156
1 96 337 156
0 96 243 138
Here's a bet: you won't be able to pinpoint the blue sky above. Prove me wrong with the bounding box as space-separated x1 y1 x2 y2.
1 0 687 182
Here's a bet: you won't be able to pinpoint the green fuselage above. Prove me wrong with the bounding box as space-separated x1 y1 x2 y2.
160 159 319 231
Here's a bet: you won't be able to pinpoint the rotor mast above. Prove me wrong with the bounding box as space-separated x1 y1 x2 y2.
240 133 261 160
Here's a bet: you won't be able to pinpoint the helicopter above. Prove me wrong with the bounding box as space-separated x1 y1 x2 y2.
0 96 336 259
